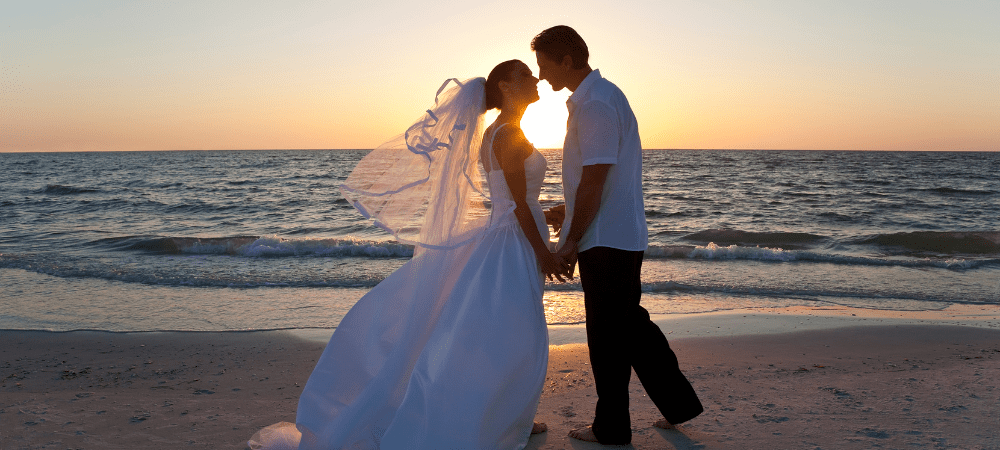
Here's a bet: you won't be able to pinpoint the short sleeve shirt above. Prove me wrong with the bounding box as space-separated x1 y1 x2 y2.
559 70 648 252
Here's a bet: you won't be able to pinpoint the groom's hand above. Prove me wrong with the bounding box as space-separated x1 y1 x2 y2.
555 240 579 281
541 253 571 283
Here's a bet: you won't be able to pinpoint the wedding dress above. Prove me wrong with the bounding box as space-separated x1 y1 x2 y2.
249 117 550 449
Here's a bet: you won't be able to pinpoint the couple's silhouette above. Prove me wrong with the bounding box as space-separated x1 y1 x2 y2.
250 25 702 450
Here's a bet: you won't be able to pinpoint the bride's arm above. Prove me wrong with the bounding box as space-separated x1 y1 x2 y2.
495 128 569 282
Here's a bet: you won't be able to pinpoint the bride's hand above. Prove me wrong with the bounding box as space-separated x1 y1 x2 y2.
555 240 578 280
540 251 572 283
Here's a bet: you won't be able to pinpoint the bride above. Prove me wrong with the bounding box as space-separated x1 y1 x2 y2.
249 59 568 450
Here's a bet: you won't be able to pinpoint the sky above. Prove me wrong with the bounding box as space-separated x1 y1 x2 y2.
2 0 998 152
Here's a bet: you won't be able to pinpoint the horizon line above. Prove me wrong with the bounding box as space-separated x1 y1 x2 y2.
3 148 997 154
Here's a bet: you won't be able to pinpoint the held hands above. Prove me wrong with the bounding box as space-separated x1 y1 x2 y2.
540 240 577 283
554 240 579 281
540 250 572 283
540 203 574 281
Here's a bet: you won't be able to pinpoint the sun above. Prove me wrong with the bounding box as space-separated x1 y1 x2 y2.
521 87 570 149
480 85 569 149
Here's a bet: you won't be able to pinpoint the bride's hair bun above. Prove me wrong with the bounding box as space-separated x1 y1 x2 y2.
484 60 521 111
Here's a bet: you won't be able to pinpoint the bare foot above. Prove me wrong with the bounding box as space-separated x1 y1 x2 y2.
568 426 599 442
653 418 676 430
531 422 547 434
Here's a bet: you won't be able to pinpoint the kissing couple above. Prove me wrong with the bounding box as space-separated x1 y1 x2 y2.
251 25 703 450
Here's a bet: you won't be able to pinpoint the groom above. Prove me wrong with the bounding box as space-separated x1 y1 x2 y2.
532 25 703 445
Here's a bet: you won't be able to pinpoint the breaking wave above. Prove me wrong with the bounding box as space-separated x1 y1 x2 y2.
93 235 415 258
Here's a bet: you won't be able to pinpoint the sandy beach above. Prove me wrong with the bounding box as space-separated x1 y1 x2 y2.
3 307 1000 449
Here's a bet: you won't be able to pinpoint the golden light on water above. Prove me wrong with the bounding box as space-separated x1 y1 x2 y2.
542 291 586 325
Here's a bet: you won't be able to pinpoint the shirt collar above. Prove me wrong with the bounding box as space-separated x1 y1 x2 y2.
567 69 601 111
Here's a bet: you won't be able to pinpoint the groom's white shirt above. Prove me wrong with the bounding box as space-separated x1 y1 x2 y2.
559 69 648 253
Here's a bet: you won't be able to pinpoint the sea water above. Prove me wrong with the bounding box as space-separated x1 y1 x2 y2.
2 150 997 331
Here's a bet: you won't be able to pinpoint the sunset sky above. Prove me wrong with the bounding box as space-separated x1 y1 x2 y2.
2 0 998 152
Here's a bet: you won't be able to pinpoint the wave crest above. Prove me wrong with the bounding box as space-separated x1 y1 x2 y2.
860 231 1000 254
644 242 994 269
97 235 415 258
683 228 825 249
43 184 98 195
915 187 994 196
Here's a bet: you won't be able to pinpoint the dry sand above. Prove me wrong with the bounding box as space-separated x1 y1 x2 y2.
3 312 1000 449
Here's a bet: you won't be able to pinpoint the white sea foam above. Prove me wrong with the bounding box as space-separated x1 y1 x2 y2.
238 236 414 258
4 150 999 332
644 242 993 269
165 235 415 258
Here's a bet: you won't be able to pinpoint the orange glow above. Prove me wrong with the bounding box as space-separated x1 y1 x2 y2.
2 2 998 152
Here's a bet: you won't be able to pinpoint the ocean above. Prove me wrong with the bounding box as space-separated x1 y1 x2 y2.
2 149 998 332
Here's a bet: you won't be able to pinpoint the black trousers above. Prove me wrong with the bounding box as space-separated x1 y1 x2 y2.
578 246 703 445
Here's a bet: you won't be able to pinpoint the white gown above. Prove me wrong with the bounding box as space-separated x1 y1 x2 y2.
254 124 550 450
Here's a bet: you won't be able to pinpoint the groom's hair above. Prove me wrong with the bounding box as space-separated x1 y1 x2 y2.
531 25 589 69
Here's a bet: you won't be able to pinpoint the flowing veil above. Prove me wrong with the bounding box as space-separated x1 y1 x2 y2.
340 77 495 252
249 76 547 450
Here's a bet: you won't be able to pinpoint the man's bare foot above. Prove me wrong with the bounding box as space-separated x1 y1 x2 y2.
531 422 547 434
652 418 676 430
568 426 599 442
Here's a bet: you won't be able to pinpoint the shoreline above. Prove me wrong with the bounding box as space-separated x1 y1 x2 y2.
3 306 1000 449
5 302 999 346
293 303 1000 345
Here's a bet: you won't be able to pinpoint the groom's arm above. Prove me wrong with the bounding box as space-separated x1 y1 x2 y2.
557 99 618 267
563 164 610 245
556 163 610 268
